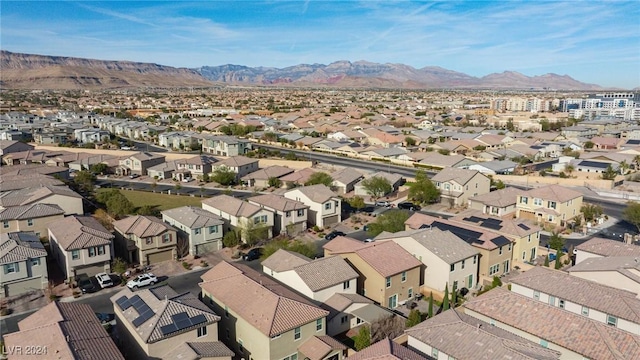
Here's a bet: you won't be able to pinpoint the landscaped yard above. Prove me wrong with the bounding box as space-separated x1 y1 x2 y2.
96 189 203 211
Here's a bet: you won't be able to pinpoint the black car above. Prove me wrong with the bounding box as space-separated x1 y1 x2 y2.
95 313 116 324
397 202 421 211
243 247 263 261
77 275 100 294
324 230 346 240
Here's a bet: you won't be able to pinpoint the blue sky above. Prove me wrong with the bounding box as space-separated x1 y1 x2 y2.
2 1 639 88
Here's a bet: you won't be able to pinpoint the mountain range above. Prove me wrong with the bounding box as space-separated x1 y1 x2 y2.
0 50 604 90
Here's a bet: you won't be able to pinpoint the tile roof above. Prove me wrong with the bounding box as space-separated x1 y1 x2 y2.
331 167 364 185
524 184 583 203
0 173 64 191
510 266 640 324
450 209 540 237
129 151 165 161
261 248 312 272
4 301 124 360
163 342 234 360
248 194 309 212
431 167 483 186
418 153 468 167
110 285 221 344
0 203 64 221
48 215 114 250
346 337 426 360
286 184 338 204
567 255 640 281
201 194 262 218
323 236 370 254
575 237 640 257
406 309 561 360
293 256 359 291
468 187 520 208
377 227 478 264
279 168 321 184
216 155 258 168
240 165 294 181
0 231 47 265
321 293 374 320
463 287 640 360
199 261 328 337
299 335 348 360
113 215 176 238
161 206 224 229
0 185 82 207
353 240 423 277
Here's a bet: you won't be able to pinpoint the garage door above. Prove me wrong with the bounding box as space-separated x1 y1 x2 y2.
74 263 107 278
3 278 44 297
323 215 340 227
195 241 221 255
518 210 536 221
147 250 173 264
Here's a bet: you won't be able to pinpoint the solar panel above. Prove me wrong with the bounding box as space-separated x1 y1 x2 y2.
483 218 503 225
462 216 483 223
130 295 143 309
132 308 155 327
518 223 530 230
175 318 192 331
115 296 131 310
189 314 207 326
492 236 512 247
171 312 189 323
132 316 147 327
160 323 178 336
431 222 483 244
480 221 503 230
579 160 610 169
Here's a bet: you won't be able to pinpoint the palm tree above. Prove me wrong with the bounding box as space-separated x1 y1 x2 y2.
565 164 575 176
620 160 630 175
634 155 640 171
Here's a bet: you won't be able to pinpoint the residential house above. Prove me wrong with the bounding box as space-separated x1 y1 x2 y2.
48 215 114 280
468 187 520 216
323 238 422 309
201 135 251 156
467 160 517 175
463 287 640 360
415 153 476 170
431 168 490 207
561 125 598 139
117 152 166 176
0 140 34 163
567 254 640 295
241 165 294 187
353 171 405 197
511 266 640 335
113 215 178 266
516 184 583 227
331 168 364 194
74 128 110 144
175 155 219 181
111 285 233 360
199 261 330 360
284 184 342 228
262 250 359 302
0 185 84 215
280 168 322 187
321 292 394 337
346 337 426 360
0 232 48 297
0 203 65 238
298 336 348 360
211 156 259 181
248 194 308 235
375 228 479 294
202 195 274 241
406 309 561 360
574 159 620 174
0 173 64 192
3 302 124 360
158 131 201 150
573 237 640 265
147 160 180 180
161 206 225 256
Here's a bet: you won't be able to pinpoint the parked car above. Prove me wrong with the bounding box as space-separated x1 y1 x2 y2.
126 273 158 289
242 248 263 261
375 200 391 207
398 201 421 211
77 275 100 294
129 174 140 179
95 312 116 325
325 230 346 240
95 272 114 288
364 238 375 243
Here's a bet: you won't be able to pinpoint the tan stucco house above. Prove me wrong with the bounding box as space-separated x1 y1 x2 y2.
0 203 65 238
0 232 48 297
202 194 274 242
248 194 309 236
516 184 583 227
284 184 342 228
431 168 490 207
114 215 178 266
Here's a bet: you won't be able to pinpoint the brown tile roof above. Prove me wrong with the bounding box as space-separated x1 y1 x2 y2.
575 237 640 257
217 155 258 168
524 184 583 203
161 206 224 229
200 261 328 337
354 241 422 277
463 287 640 360
113 215 175 238
0 232 47 265
299 335 347 360
510 266 640 324
468 187 520 208
163 342 234 360
321 292 374 320
331 167 364 185
323 236 370 254
0 164 69 177
241 165 294 181
261 248 311 272
450 209 540 238
48 215 114 250
0 173 63 191
431 167 484 186
130 151 165 161
201 194 262 218
406 309 561 360
376 228 479 264
294 256 359 291
346 337 426 360
0 203 64 221
286 184 338 204
248 194 309 212
279 168 321 184
0 185 82 207
4 301 124 360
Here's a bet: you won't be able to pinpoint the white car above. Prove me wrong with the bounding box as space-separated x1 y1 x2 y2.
95 272 114 288
127 273 158 289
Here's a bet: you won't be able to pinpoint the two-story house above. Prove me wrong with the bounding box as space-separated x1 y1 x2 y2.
516 184 583 227
202 135 251 156
375 227 479 295
0 184 84 215
117 152 166 177
0 203 65 238
48 215 114 280
431 168 491 207
241 165 295 188
321 292 394 337
211 156 260 181
467 187 520 216
200 261 331 360
174 155 219 181
113 215 178 266
330 168 364 195
202 195 274 242
262 249 359 302
323 238 422 309
284 184 342 228
161 206 225 256
0 232 48 297
248 194 309 235
111 284 233 360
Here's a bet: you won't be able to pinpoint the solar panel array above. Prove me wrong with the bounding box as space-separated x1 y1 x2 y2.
479 218 503 231
518 223 530 230
431 221 483 244
462 216 484 223
130 295 156 327
115 296 132 311
159 312 208 336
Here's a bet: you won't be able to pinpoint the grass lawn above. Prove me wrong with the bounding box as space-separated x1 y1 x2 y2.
97 189 203 211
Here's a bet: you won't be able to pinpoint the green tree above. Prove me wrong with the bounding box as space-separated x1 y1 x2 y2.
548 232 565 251
112 258 128 275
580 203 603 222
73 170 96 194
584 141 595 149
624 201 640 232
506 119 515 131
90 163 109 175
348 196 366 212
405 137 416 146
106 193 135 218
544 254 550 267
268 177 282 188
262 238 316 260
366 209 410 237
442 283 450 311
409 170 440 205
361 176 392 198
222 230 240 248
239 219 270 246
555 249 564 269
354 325 371 351
136 205 159 217
304 172 333 187
211 167 237 186
601 164 617 180
427 292 434 318
406 309 422 328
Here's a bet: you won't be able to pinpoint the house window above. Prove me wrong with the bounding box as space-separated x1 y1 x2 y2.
549 295 556 306
3 221 8 228
238 339 243 352
197 326 207 337
559 299 565 309
540 339 548 348
489 264 500 275
324 202 332 210
31 258 41 266
533 290 540 300
162 233 172 243
294 327 301 340
520 196 528 204
450 263 455 272
97 246 105 255
499 246 503 255
461 260 465 269
401 271 407 282
72 250 80 260
534 198 542 206
581 306 589 316
209 226 218 234
473 255 476 264
548 215 554 222
453 281 458 290
195 228 202 235
27 219 33 226
343 281 350 290
607 315 618 327
548 201 557 209
89 247 96 257
341 315 348 324
408 288 413 298
285 211 291 218
297 209 304 217
431 348 439 357
386 276 391 288
528 234 531 242
316 318 323 331
4 263 18 274
146 238 153 245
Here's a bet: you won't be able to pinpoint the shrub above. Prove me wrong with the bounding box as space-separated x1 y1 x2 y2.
222 231 240 248
182 261 192 270
312 225 321 232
